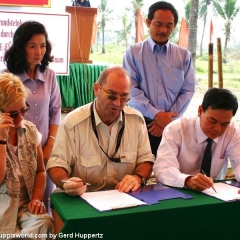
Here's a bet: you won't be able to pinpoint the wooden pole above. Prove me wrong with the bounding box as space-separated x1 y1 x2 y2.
208 43 213 89
217 38 223 88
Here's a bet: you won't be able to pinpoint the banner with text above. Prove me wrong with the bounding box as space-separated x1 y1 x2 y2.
0 11 70 75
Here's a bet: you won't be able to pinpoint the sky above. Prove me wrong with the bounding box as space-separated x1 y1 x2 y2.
88 0 240 46
89 0 185 43
90 0 185 17
2 0 239 47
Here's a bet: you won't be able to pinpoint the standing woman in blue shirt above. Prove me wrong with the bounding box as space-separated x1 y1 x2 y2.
123 1 195 156
3 21 61 213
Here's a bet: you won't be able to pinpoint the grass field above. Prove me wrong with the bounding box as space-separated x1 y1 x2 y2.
90 42 240 98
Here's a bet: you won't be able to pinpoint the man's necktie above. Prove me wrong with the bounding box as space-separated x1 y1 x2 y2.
200 138 213 177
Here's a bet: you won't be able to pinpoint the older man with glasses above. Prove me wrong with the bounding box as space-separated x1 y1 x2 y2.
47 66 154 196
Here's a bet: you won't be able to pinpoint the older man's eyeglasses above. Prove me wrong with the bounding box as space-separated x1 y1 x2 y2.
98 84 130 102
1 102 30 119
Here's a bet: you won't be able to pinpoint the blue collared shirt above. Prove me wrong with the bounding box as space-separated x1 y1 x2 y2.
17 66 61 146
123 37 196 120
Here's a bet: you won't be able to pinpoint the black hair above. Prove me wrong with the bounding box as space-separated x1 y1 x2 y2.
4 21 53 73
202 88 238 116
148 1 178 25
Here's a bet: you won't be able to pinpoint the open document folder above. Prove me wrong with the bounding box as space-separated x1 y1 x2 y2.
202 182 240 202
81 183 193 212
81 190 147 212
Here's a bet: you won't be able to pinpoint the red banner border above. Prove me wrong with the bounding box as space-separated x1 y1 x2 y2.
0 0 51 8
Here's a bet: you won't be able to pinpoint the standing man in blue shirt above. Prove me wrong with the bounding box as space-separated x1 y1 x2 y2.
123 1 195 156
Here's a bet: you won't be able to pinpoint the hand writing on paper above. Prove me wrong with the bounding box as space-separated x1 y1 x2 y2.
115 175 141 193
185 173 214 191
62 177 87 196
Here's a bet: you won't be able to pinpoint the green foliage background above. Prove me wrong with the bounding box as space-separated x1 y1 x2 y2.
90 42 240 91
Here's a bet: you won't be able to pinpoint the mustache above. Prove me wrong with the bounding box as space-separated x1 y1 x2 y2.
109 105 122 110
157 33 168 37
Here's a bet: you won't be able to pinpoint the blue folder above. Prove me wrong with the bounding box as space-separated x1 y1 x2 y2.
128 183 193 205
225 179 240 188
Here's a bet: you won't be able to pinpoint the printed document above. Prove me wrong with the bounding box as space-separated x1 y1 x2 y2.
81 190 147 212
202 182 240 202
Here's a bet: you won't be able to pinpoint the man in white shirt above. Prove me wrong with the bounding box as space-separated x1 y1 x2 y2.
153 88 240 191
47 66 154 196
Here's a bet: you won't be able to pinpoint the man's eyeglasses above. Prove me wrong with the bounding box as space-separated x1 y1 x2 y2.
98 84 130 102
1 102 30 119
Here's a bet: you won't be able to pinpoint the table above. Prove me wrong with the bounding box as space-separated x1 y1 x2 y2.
57 63 107 109
50 185 239 240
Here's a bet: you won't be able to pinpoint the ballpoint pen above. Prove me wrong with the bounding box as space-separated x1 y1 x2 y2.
200 170 217 193
61 180 91 186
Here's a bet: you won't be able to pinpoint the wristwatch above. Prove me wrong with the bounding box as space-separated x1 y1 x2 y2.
133 173 147 186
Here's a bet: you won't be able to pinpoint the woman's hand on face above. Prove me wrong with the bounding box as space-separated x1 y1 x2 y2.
0 113 15 140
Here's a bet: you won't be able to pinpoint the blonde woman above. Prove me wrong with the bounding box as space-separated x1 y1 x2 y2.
0 73 53 237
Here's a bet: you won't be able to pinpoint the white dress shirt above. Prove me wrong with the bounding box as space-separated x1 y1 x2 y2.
153 116 240 187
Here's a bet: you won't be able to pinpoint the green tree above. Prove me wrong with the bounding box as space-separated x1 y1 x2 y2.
96 21 102 52
184 0 191 23
130 0 144 43
169 25 179 44
116 12 132 49
198 0 224 57
188 0 199 69
199 1 210 57
99 0 113 54
213 0 240 58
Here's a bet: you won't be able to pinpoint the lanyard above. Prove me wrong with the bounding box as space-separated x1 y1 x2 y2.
90 103 125 163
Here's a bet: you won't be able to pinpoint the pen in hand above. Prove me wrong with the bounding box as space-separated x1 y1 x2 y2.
200 170 217 193
61 180 91 186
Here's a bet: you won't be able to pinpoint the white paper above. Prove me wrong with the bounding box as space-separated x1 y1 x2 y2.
202 182 240 201
81 190 147 212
